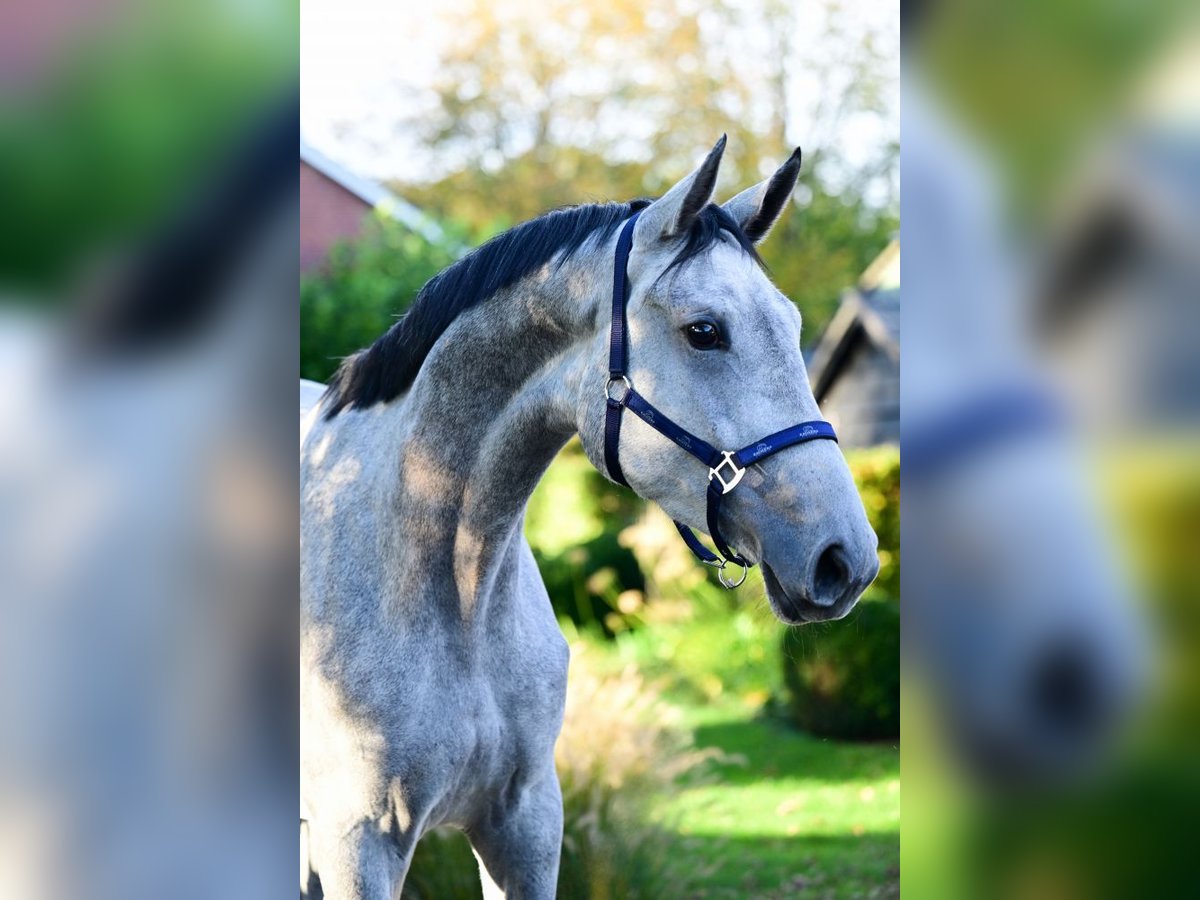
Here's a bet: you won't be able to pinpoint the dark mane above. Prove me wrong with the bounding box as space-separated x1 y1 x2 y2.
322 199 760 418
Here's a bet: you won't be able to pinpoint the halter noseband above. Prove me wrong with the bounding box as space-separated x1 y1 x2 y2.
602 209 838 588
902 385 1064 480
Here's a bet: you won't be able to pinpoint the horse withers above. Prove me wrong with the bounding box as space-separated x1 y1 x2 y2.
299 138 878 898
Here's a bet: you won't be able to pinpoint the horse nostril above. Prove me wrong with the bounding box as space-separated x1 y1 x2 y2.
1027 641 1104 739
812 543 850 607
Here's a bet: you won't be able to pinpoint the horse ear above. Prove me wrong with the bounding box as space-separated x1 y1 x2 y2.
636 135 727 242
722 147 802 244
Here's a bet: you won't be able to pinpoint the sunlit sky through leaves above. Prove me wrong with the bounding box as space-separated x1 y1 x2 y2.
301 0 898 205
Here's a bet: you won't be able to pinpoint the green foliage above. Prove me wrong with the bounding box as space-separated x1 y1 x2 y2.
612 589 785 709
1107 448 1200 747
846 446 901 601
299 216 457 383
404 149 652 246
782 600 901 741
760 177 898 340
401 829 479 899
556 706 696 899
0 4 296 291
534 532 646 638
525 439 643 552
920 0 1192 218
526 440 649 636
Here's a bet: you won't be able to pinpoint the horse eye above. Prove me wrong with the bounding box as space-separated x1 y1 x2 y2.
684 320 722 350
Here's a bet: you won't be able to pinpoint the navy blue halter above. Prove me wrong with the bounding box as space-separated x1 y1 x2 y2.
902 386 1064 480
603 210 838 587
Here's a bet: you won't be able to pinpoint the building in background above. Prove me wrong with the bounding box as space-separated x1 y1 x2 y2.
300 139 446 272
807 240 900 447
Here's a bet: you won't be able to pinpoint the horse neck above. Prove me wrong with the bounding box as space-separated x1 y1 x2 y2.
379 249 608 622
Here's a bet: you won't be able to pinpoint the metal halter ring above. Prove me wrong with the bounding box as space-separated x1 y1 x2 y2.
709 451 746 494
717 558 748 589
605 375 632 404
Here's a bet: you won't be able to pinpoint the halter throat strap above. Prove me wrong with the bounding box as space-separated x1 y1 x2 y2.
602 210 838 585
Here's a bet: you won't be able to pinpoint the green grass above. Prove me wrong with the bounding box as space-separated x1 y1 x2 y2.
604 581 789 706
580 599 900 898
654 708 899 898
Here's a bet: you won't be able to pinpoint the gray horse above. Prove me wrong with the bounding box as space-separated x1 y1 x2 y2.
902 79 1145 782
300 138 879 898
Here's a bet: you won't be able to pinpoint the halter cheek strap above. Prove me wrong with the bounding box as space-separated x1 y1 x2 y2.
603 210 838 587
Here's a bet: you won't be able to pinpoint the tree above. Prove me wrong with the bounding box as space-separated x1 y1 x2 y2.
382 0 898 340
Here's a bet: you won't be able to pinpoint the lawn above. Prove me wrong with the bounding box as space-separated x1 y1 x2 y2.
653 708 900 898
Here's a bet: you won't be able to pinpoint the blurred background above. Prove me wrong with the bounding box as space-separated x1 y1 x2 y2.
0 1 298 899
903 0 1200 898
301 0 898 897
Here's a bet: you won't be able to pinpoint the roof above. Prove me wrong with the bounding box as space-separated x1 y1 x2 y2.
300 138 452 248
807 240 900 403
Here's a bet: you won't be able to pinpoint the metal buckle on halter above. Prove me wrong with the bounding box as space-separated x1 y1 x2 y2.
708 451 745 494
605 375 632 403
716 558 748 589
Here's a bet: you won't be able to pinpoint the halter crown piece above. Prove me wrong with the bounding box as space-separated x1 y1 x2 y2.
603 209 838 589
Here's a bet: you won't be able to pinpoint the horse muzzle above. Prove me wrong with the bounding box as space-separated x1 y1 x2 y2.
761 537 879 624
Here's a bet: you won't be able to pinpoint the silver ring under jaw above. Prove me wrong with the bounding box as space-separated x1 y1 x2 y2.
717 558 748 589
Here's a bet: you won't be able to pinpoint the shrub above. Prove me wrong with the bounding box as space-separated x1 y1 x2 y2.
300 215 458 383
781 599 901 740
526 440 649 636
846 445 900 601
1106 447 1200 746
534 533 646 638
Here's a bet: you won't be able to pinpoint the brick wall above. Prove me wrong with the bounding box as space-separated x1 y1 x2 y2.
300 161 372 272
